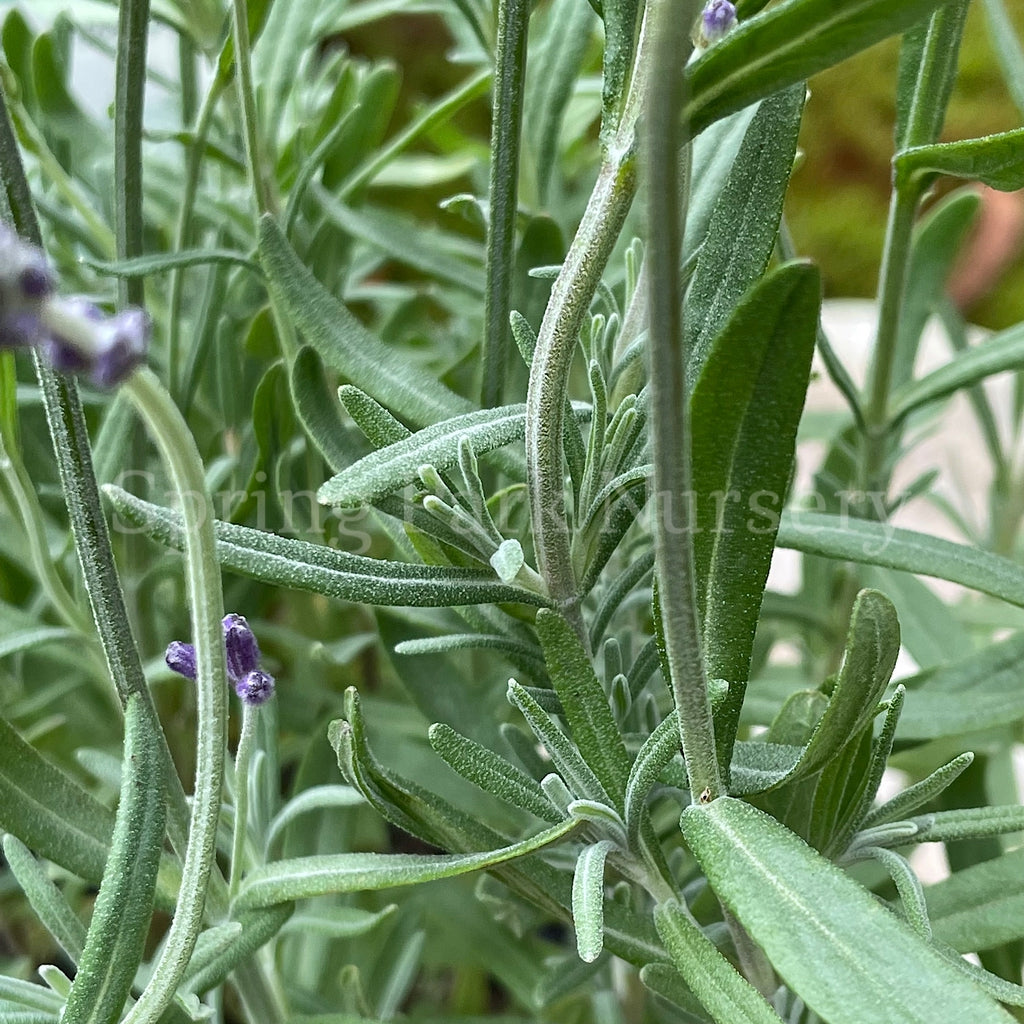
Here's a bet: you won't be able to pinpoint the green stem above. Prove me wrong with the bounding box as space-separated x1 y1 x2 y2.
481 0 529 407
168 74 227 397
0 83 197 875
115 0 152 309
232 0 275 216
524 12 653 644
645 0 720 801
121 367 229 1024
229 701 259 901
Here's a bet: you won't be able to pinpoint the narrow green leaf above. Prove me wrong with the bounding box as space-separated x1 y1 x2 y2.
0 714 115 884
397 629 547 678
0 627 75 660
82 249 260 278
317 404 547 507
776 511 1024 607
290 347 369 471
104 487 549 608
653 901 784 1023
428 723 562 823
572 840 616 963
339 385 411 448
507 680 611 804
981 0 1024 117
908 805 1024 844
624 712 682 847
926 847 1024 952
258 214 472 428
895 127 1024 192
866 754 975 833
684 0 953 136
232 818 579 910
891 188 980 393
0 976 63 1013
63 694 166 1024
183 904 293 996
3 834 87 963
535 608 631 807
685 92 807 386
690 262 820 762
761 590 899 791
681 797 1015 1023
639 963 713 1022
897 633 1024 739
891 321 1024 425
861 846 931 938
265 786 366 853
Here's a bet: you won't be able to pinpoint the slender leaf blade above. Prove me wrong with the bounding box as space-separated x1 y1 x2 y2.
681 797 1015 1023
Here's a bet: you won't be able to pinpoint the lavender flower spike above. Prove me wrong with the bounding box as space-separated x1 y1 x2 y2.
700 0 736 45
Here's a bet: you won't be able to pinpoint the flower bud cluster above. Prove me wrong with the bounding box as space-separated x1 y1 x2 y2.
0 225 150 388
165 613 276 706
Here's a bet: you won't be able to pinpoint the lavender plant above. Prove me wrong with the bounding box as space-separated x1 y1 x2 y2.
2 0 1024 1022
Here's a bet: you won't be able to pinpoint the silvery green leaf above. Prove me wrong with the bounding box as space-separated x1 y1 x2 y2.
3 835 87 963
653 901 784 1023
264 785 366 853
279 905 397 940
860 752 974 829
895 127 1024 192
232 817 579 911
396 634 547 680
428 723 562 823
490 539 525 582
926 847 1024 952
566 800 626 846
535 609 631 807
572 840 616 963
339 384 412 447
680 797 1015 1023
907 805 1024 844
860 846 931 938
0 975 64 1012
777 512 1024 608
104 487 549 609
258 214 471 428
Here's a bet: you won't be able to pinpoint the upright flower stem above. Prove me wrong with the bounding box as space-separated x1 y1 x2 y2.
121 367 229 1024
232 0 275 217
525 12 654 646
229 702 259 901
0 84 198 872
645 0 722 802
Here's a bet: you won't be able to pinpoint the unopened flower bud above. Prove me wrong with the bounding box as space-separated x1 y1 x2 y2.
165 640 198 681
235 669 275 706
223 613 261 681
698 0 736 46
90 308 152 388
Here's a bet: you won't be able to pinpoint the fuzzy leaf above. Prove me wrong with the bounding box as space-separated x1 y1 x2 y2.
777 512 1024 607
104 487 548 608
684 0 955 136
895 127 1024 192
572 840 616 963
232 818 579 911
258 214 471 428
654 901 784 1023
680 797 1015 1023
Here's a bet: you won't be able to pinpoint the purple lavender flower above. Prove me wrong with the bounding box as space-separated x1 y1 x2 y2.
165 613 276 706
165 640 198 681
700 0 736 45
89 308 152 388
0 224 151 386
235 669 275 706
223 613 261 681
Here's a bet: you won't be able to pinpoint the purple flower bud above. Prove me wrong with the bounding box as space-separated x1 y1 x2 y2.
701 0 736 43
90 308 151 388
166 640 198 681
0 310 43 350
41 336 92 373
18 257 55 301
223 613 261 682
235 668 275 706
